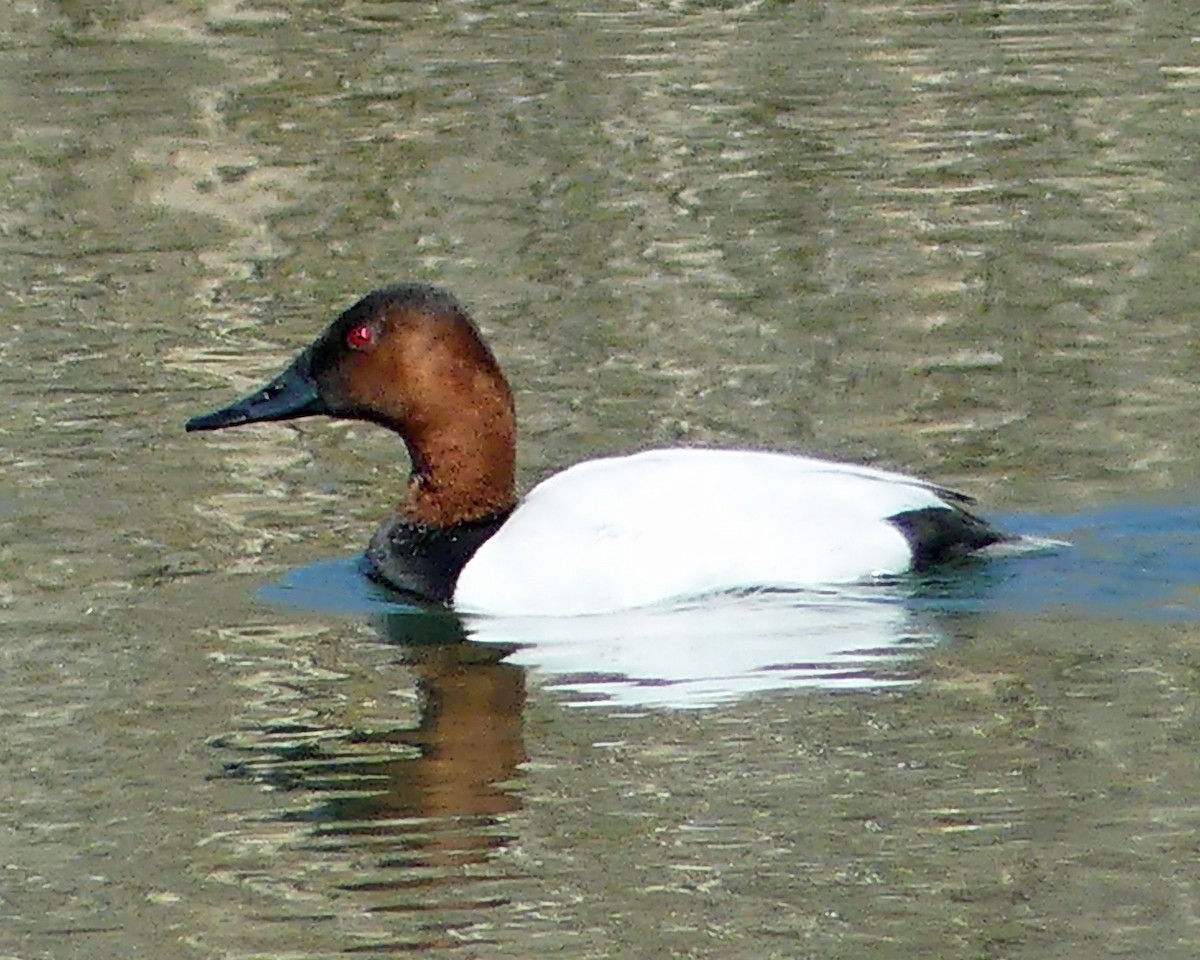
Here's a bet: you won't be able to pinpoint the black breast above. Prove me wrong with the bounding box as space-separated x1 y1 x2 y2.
887 506 1008 571
363 509 513 604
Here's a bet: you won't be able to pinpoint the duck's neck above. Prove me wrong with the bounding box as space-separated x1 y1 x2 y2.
400 393 517 529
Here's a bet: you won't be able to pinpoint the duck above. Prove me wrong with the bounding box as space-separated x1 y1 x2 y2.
186 283 1018 617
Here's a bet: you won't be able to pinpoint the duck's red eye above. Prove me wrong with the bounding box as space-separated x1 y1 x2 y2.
346 324 376 350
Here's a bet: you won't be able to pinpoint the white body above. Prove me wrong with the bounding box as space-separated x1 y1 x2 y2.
453 448 968 617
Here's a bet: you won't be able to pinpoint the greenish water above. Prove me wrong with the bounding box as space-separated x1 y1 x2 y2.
3 1 1200 958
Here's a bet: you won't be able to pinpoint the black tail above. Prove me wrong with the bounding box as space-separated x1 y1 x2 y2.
887 506 1010 571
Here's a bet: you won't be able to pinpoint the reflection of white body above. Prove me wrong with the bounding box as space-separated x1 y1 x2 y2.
455 449 973 617
265 558 942 708
467 590 938 708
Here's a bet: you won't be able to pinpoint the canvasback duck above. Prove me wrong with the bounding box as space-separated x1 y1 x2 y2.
186 284 1014 616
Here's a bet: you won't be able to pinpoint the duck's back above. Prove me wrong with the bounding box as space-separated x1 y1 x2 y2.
453 448 996 616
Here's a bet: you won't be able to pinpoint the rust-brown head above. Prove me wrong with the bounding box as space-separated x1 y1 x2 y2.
186 284 518 526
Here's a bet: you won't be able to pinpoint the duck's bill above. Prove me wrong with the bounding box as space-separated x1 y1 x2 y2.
186 360 330 432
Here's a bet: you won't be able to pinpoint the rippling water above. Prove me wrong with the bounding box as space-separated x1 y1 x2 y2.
4 1 1200 957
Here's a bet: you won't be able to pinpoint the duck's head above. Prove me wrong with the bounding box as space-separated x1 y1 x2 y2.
186 284 517 525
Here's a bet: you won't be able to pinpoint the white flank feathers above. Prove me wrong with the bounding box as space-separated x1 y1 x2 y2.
454 448 964 617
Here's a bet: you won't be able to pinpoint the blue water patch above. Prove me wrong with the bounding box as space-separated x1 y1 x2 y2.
935 503 1200 621
261 556 427 616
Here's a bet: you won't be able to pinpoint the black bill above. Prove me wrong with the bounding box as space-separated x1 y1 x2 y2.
185 355 329 432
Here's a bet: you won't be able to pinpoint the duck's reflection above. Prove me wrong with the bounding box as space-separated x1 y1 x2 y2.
359 616 525 822
263 556 949 710
210 559 968 951
462 592 938 708
215 611 528 947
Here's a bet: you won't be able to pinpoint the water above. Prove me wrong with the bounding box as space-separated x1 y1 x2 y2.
4 0 1200 957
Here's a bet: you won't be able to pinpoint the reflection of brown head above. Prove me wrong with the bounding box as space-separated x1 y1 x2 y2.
337 637 527 877
405 642 527 820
